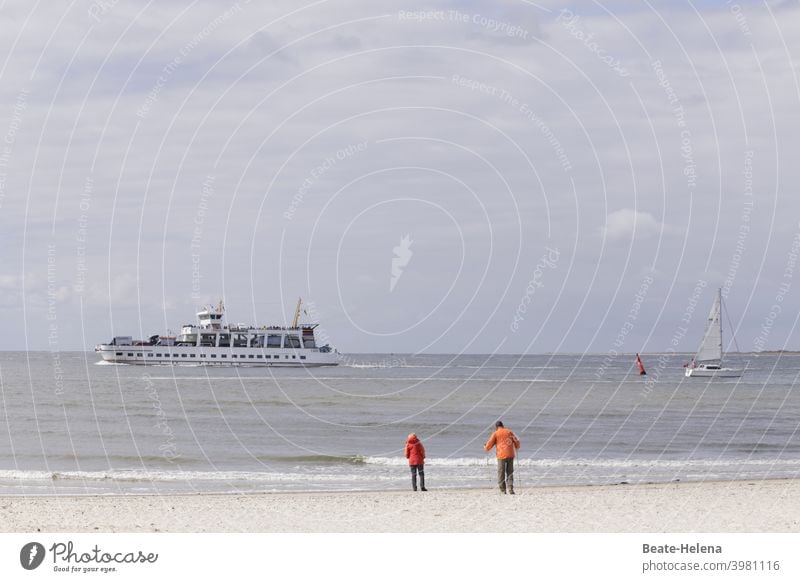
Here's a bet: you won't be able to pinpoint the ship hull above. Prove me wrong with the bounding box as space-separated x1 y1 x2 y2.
95 345 339 366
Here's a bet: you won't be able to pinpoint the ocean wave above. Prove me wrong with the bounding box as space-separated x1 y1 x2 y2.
344 364 562 370
142 376 556 382
443 365 560 370
0 469 371 483
1 456 796 486
344 363 405 369
359 456 800 468
256 454 367 465
94 361 208 368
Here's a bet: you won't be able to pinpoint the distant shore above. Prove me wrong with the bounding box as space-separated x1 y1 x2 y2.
2 479 798 532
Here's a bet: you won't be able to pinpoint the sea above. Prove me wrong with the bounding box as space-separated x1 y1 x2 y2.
1 351 799 495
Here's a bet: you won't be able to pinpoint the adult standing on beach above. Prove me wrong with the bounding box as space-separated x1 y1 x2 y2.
405 433 427 491
485 421 521 494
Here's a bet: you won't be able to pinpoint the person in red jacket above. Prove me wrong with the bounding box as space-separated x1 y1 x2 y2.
405 433 427 491
484 421 521 494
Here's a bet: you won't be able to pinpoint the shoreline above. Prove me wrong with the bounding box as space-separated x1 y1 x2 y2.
2 478 799 532
0 474 795 496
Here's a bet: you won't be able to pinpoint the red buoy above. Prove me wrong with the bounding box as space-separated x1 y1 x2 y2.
636 353 647 375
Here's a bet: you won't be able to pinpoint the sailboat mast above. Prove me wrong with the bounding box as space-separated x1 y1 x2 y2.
717 287 723 359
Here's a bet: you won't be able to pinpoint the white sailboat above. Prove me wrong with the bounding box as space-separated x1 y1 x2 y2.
685 288 743 378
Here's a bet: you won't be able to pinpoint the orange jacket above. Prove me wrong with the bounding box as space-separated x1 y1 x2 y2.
405 435 426 465
485 427 520 459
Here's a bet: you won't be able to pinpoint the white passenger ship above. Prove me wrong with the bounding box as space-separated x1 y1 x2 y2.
95 299 338 366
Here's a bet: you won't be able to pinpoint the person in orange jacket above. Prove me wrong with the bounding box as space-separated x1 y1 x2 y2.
405 433 427 491
484 421 521 494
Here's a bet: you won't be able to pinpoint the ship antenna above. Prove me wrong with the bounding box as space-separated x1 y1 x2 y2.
292 297 302 328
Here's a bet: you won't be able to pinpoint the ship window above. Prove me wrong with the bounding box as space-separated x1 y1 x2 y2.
233 334 248 347
116 352 122 356
300 356 306 360
249 355 254 359
303 338 316 348
181 354 187 358
267 335 282 348
200 334 216 347
218 334 230 347
221 354 227 358
156 353 161 357
285 355 289 359
257 355 263 358
190 354 196 357
284 335 301 348
251 334 265 347
211 354 217 358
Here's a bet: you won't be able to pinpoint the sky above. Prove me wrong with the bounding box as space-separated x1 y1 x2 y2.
1 0 799 354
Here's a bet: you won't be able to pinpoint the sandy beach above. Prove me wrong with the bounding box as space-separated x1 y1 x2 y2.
1 479 799 533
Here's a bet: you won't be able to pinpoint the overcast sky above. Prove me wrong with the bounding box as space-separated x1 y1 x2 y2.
1 0 799 354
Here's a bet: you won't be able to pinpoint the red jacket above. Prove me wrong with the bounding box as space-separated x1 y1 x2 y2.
405 435 425 465
485 427 520 459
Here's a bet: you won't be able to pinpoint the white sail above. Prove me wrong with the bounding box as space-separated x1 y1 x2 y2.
694 288 722 363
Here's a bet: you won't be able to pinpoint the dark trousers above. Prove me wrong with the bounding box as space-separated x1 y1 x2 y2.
497 458 514 493
410 464 425 491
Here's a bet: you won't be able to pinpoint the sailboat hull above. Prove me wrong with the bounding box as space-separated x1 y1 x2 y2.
685 365 742 378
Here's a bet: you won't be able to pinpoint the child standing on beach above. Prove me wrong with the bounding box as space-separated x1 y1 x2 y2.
405 433 427 491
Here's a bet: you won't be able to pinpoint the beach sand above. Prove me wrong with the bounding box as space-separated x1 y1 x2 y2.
1 479 798 533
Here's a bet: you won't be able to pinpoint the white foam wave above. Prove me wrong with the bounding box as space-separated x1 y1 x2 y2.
0 469 359 483
3 458 796 485
361 456 800 469
344 364 405 369
345 364 561 370
144 376 555 382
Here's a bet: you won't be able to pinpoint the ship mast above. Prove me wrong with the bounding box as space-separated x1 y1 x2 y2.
291 297 303 328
